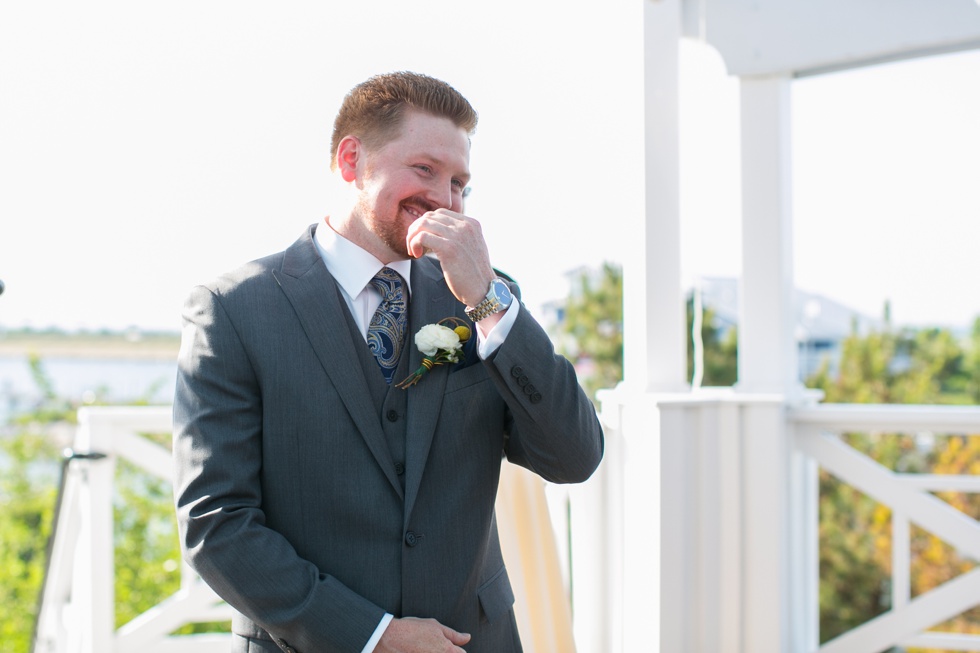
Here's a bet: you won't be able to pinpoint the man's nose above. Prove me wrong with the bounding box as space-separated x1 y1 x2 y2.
423 177 455 211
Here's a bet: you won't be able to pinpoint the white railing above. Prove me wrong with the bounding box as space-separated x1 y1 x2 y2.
791 404 980 653
35 401 980 653
33 406 233 653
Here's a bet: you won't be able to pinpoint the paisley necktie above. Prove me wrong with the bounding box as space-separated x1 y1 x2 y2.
366 267 408 384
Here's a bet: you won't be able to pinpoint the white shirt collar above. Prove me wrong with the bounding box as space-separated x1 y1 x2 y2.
313 219 413 298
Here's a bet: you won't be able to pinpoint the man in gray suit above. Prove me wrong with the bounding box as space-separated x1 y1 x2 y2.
173 71 603 653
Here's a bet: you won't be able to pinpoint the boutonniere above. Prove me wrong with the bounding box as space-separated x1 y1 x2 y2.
396 317 471 389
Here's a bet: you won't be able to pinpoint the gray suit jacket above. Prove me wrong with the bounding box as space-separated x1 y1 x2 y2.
173 224 603 653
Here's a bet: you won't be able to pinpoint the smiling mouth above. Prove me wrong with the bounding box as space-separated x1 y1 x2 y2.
402 205 424 220
401 198 439 220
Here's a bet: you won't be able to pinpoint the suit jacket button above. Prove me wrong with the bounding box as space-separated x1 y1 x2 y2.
405 531 419 547
511 365 524 378
523 383 536 396
386 409 399 422
530 392 542 404
517 374 529 387
395 462 405 475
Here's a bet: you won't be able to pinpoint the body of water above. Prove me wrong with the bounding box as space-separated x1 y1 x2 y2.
0 355 177 423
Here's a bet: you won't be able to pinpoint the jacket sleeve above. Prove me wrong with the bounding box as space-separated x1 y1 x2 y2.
482 298 604 484
172 284 384 653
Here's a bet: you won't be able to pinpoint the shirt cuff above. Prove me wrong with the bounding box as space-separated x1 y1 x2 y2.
477 300 520 359
362 613 394 653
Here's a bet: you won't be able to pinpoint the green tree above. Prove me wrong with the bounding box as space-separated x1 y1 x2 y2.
966 317 980 404
557 262 738 398
558 263 624 400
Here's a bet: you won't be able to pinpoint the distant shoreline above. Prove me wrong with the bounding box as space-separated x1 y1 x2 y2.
0 334 180 361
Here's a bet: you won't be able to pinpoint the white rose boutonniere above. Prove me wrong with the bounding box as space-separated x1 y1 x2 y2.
396 317 472 389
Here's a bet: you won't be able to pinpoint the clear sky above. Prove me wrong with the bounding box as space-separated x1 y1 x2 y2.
1 2 978 333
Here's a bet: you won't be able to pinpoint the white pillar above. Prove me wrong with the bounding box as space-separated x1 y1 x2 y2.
618 393 667 653
623 0 686 394
72 410 116 653
738 74 799 395
740 399 791 653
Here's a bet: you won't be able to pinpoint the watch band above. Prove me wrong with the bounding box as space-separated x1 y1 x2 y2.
465 296 501 322
466 277 514 322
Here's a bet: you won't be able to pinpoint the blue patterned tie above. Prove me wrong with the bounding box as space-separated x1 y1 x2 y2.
367 267 408 384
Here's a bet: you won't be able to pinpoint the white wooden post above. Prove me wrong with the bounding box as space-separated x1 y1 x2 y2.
610 0 687 649
72 410 116 653
787 434 821 653
736 73 811 653
740 399 791 653
700 398 745 653
623 0 686 394
618 391 666 653
738 74 799 395
569 394 625 653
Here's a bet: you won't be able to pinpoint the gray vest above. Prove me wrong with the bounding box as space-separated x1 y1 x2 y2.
341 298 412 492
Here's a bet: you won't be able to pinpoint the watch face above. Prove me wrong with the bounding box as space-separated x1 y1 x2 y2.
491 278 513 306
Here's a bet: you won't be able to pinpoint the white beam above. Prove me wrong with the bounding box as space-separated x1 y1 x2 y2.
820 568 980 653
684 0 980 77
797 431 980 560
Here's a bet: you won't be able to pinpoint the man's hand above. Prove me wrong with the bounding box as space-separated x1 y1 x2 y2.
375 616 471 652
405 209 495 309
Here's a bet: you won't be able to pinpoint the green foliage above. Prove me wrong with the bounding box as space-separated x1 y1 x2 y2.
558 263 624 400
967 318 980 404
114 457 182 628
0 431 60 653
686 296 738 387
0 355 72 653
558 262 738 397
809 324 970 406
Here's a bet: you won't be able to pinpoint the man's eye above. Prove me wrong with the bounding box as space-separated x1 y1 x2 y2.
451 179 464 189
415 165 432 174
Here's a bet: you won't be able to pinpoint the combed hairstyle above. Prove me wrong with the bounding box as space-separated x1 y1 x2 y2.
329 71 479 171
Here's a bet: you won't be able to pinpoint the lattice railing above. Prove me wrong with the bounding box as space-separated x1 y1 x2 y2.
32 406 232 653
791 404 980 653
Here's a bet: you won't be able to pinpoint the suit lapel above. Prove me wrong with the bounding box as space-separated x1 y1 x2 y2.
403 256 459 525
273 225 403 500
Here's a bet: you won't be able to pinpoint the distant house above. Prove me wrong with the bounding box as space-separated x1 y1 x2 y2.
691 277 881 381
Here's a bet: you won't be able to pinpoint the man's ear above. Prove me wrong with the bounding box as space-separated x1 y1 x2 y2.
336 135 362 183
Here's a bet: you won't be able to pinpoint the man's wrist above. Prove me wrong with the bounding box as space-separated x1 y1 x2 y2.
364 613 393 653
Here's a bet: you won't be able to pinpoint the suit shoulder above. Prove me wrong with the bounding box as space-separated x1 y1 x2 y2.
204 250 284 297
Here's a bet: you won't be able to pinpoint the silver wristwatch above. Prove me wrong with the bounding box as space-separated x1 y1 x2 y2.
465 277 514 322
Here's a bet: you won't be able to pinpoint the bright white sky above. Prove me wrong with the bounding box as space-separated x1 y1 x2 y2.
1 2 978 333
